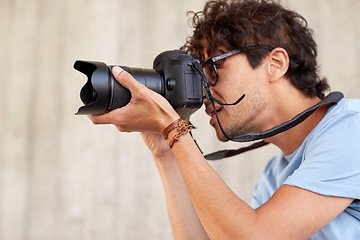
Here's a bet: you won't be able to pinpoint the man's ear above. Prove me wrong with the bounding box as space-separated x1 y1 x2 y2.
267 47 289 82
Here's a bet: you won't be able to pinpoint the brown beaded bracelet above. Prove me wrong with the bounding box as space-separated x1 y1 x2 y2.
162 118 192 148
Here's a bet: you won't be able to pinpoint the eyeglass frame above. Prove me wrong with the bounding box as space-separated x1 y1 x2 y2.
201 44 274 86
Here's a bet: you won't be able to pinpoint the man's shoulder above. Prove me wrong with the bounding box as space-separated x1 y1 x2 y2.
316 98 360 131
303 98 360 158
294 97 360 163
329 98 360 115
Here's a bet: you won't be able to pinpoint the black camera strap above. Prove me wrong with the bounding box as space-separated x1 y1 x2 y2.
190 61 344 160
204 91 344 160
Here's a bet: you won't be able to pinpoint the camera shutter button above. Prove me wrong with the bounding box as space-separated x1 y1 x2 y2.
166 78 176 91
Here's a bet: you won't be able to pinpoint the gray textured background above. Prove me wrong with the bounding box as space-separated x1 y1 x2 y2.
1 0 359 239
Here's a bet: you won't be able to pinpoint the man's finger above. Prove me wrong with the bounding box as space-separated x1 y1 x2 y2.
112 66 145 92
87 109 120 125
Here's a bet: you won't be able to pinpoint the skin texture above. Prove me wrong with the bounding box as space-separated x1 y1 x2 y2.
204 47 269 141
88 48 353 239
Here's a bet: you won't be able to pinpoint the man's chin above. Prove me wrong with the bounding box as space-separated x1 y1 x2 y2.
214 127 230 142
217 135 229 142
213 123 251 142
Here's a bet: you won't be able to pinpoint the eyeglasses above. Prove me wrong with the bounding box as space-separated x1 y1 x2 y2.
201 45 274 86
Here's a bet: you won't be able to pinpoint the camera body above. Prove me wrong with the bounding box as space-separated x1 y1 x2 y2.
75 50 203 119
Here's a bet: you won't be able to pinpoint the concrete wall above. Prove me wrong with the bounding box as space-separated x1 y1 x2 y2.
1 0 359 239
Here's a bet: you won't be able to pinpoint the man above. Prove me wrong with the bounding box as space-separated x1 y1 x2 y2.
89 0 360 239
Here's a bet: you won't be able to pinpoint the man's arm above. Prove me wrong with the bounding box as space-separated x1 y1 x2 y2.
88 67 208 239
141 132 209 239
168 132 353 239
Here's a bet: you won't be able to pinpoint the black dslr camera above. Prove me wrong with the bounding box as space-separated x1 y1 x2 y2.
74 50 203 119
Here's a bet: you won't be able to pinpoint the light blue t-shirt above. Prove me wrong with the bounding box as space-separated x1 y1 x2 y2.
250 98 360 239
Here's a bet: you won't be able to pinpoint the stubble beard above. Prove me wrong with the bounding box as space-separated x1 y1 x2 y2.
214 90 267 142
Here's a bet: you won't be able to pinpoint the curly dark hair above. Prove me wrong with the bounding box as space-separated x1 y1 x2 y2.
182 0 329 99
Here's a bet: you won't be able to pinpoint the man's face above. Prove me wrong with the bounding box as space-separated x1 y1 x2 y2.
202 47 268 142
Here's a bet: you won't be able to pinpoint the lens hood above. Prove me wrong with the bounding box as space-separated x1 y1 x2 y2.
74 60 112 115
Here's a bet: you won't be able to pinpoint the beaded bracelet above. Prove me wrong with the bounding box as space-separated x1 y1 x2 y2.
162 118 192 148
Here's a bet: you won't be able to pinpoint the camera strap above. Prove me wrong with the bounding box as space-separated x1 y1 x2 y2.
204 91 344 160
190 60 344 160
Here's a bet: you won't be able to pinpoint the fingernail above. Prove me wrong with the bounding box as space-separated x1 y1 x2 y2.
113 66 123 75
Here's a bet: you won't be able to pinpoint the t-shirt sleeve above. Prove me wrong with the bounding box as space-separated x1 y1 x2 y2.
284 110 360 200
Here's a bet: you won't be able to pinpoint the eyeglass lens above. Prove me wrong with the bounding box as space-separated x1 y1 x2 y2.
202 63 217 86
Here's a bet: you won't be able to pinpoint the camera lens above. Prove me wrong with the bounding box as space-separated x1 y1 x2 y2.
74 61 163 115
108 66 164 112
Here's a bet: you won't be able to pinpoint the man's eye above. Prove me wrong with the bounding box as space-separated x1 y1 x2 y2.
215 59 225 68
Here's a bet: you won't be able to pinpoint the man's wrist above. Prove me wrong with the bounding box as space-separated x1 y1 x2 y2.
159 112 180 134
163 118 193 148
